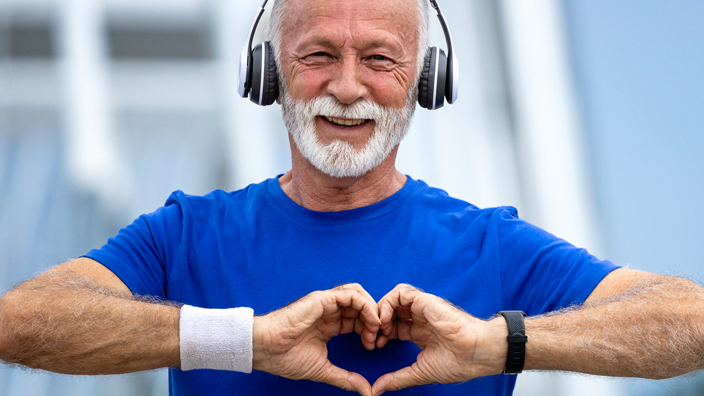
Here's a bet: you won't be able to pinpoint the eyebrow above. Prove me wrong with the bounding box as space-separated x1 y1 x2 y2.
355 37 405 58
307 37 342 50
297 35 403 55
359 38 395 50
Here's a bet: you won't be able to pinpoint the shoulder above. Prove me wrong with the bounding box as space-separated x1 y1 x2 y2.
133 179 274 231
408 177 519 228
162 178 271 212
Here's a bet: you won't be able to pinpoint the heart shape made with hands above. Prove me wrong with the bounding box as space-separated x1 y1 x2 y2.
255 283 505 396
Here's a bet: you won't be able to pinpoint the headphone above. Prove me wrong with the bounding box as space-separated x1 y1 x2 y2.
237 0 459 110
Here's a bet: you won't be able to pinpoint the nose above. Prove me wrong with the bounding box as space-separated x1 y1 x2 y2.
326 56 369 105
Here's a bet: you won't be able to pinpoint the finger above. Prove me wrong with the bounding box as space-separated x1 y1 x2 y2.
354 317 372 340
396 318 413 341
341 306 359 318
335 283 377 318
354 315 365 335
335 283 377 306
355 318 377 350
360 311 380 335
319 360 372 396
341 316 356 334
379 309 396 336
371 365 429 396
316 289 380 347
332 290 380 333
378 284 421 341
395 305 414 320
378 290 398 325
376 332 390 348
316 289 370 321
376 316 399 348
378 284 421 324
352 315 376 350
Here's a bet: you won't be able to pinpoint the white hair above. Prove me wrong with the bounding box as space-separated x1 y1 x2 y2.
266 0 431 90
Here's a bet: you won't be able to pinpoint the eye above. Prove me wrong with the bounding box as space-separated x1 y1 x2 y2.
365 54 395 70
301 51 335 65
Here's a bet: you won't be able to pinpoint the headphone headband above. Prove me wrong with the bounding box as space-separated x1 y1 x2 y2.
238 0 459 108
429 0 458 104
238 0 269 98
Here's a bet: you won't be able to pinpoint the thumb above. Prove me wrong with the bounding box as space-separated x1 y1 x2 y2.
372 365 428 396
318 360 373 396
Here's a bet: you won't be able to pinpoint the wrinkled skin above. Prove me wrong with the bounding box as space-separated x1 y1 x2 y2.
251 282 506 396
252 284 381 396
372 284 506 395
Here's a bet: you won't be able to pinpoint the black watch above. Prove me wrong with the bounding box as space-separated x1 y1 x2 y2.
495 310 528 374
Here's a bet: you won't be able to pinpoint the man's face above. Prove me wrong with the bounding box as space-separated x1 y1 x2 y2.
278 0 421 178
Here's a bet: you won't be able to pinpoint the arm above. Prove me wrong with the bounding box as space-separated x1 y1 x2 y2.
372 273 704 395
524 268 704 378
0 257 181 374
0 261 380 395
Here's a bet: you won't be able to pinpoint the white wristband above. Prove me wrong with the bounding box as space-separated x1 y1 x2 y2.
179 305 254 372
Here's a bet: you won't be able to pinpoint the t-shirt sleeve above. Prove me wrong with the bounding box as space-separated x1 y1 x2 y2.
82 192 186 299
493 207 619 315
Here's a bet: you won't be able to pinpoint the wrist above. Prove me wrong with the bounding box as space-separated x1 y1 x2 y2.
252 315 273 372
179 305 253 372
523 318 541 371
495 311 527 374
474 317 510 376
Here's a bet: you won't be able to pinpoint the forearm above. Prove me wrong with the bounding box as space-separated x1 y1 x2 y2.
0 269 180 374
524 276 704 378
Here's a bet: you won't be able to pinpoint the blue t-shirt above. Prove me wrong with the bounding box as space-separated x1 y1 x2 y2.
85 176 618 396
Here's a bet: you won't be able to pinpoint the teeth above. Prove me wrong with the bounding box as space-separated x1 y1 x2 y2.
324 116 366 127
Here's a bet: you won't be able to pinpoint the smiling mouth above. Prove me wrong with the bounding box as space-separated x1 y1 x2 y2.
322 116 371 127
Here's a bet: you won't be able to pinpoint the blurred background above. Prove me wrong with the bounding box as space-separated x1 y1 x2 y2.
0 0 702 395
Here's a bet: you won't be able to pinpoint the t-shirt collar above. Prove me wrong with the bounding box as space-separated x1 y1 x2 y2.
266 175 419 225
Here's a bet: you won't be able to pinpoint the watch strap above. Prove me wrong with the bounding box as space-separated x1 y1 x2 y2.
495 310 527 374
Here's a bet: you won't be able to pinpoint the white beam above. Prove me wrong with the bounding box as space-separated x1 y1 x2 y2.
57 0 132 211
500 0 603 255
211 0 290 189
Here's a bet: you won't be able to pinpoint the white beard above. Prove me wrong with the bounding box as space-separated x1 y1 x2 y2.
280 87 416 178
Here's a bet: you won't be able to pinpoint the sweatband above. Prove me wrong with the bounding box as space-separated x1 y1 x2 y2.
179 305 254 372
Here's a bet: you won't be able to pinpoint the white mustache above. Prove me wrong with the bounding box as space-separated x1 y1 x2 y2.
305 96 388 122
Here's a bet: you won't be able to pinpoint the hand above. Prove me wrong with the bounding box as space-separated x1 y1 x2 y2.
372 284 508 395
252 284 380 396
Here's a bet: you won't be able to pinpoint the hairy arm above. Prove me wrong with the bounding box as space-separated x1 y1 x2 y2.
0 257 180 374
0 260 379 394
372 271 704 394
524 268 704 378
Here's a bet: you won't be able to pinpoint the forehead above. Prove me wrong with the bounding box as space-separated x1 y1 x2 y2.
280 0 420 50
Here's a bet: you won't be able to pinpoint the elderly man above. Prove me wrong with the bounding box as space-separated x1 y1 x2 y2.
1 0 703 395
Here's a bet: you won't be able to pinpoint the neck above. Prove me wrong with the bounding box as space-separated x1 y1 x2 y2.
279 138 407 212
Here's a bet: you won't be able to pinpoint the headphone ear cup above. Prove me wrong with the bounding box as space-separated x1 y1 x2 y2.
418 48 434 110
261 42 279 106
434 48 447 110
417 47 447 110
249 42 279 106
